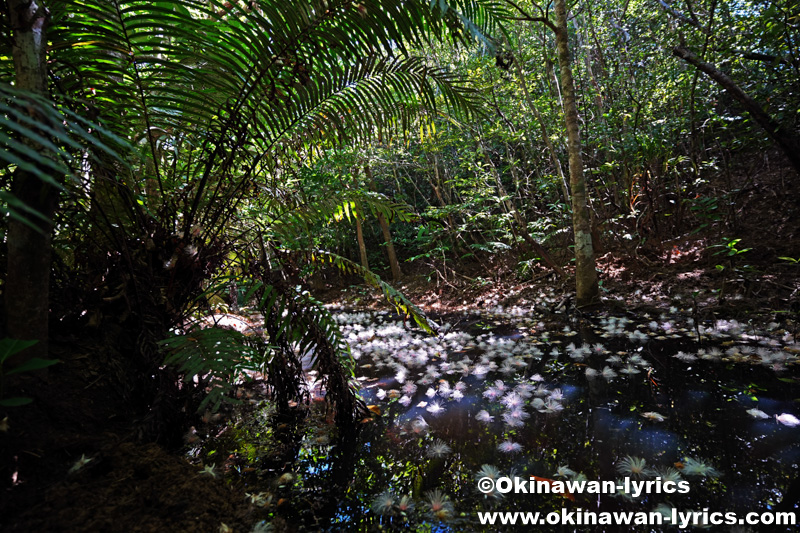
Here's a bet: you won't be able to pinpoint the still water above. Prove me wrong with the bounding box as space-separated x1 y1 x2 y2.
199 301 800 532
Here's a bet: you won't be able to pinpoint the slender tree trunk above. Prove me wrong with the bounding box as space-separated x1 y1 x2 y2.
6 0 58 362
364 164 402 281
509 37 571 202
555 0 600 307
355 215 369 270
430 153 460 251
673 45 800 176
351 170 370 270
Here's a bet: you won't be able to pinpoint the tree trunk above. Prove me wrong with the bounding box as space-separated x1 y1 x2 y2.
355 214 369 270
5 0 58 362
509 37 571 202
555 0 600 307
364 164 402 281
673 45 800 176
351 170 370 270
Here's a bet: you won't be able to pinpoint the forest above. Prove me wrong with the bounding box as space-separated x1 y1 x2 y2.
1 0 799 531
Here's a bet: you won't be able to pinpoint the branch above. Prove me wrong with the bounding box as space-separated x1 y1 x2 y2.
503 0 555 31
737 51 791 66
656 0 710 34
673 45 800 175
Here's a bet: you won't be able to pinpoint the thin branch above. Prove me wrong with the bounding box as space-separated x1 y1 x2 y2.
656 0 711 34
503 0 556 31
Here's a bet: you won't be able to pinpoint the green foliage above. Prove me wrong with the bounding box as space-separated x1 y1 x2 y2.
161 275 361 417
0 84 130 230
711 238 752 257
0 338 60 407
160 327 264 413
0 1 506 423
311 251 438 334
688 196 722 233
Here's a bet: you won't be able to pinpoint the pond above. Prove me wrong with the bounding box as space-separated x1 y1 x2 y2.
193 292 800 532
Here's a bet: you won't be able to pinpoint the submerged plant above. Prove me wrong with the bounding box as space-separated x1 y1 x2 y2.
681 457 720 478
616 456 651 478
426 439 452 458
424 489 454 520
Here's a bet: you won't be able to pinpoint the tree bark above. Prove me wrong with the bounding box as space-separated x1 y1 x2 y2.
355 214 369 270
5 0 58 362
673 45 800 176
554 0 600 307
364 164 402 281
351 169 370 270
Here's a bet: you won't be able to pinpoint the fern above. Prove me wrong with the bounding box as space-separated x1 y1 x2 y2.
161 276 360 419
310 250 439 334
0 84 130 227
159 326 267 413
10 0 506 425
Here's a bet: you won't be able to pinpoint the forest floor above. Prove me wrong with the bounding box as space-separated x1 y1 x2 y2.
5 250 797 533
3 165 799 532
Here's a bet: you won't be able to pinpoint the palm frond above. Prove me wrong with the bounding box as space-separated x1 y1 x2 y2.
310 250 439 334
163 275 361 421
260 188 418 245
46 1 501 210
159 326 266 413
0 83 130 227
256 282 359 421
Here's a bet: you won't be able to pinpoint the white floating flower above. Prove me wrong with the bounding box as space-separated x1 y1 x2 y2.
426 401 445 416
475 410 494 423
776 413 800 427
641 411 666 422
746 408 769 419
498 440 522 453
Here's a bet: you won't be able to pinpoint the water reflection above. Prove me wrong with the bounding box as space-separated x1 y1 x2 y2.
198 304 800 531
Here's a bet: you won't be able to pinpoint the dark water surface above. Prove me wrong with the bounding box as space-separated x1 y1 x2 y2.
197 301 800 532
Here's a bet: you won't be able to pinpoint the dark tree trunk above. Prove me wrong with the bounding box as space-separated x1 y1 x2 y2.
5 0 59 362
673 45 800 176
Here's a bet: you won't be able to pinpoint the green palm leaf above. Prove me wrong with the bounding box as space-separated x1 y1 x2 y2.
0 84 130 228
310 250 439 334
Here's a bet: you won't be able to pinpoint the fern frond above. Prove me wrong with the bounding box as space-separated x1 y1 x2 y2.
0 83 130 226
310 250 439 334
159 326 267 413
